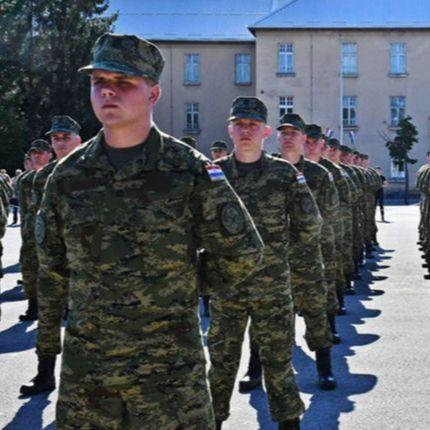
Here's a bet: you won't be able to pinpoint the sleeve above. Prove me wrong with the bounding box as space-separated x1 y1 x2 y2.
35 174 69 356
190 161 264 291
288 174 325 294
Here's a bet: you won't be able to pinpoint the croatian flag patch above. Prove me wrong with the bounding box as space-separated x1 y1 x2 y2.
296 172 306 184
206 165 226 182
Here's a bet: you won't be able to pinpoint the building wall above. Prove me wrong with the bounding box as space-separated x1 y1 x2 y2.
255 29 430 185
153 42 256 155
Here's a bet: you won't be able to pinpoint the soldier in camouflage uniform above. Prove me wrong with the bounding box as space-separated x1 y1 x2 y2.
323 138 354 314
18 139 52 321
35 33 264 430
0 173 12 281
209 98 324 430
20 115 82 397
303 124 345 344
277 116 337 390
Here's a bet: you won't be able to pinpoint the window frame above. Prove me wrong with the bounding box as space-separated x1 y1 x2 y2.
279 96 294 117
235 53 252 85
341 42 358 76
184 53 201 85
390 42 407 75
390 96 406 127
342 96 357 127
185 102 200 132
278 43 295 74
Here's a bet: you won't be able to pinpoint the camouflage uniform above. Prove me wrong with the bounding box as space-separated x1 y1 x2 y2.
209 143 323 422
293 155 339 325
36 123 263 430
18 169 38 299
0 176 11 282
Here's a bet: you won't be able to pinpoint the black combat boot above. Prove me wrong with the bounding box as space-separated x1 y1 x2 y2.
315 348 337 390
345 277 355 295
336 289 346 315
19 355 56 397
202 295 211 318
19 297 38 321
328 314 340 344
278 417 300 430
239 342 262 392
215 421 223 430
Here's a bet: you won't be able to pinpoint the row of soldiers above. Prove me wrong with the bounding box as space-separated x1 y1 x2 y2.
10 33 383 430
416 156 430 278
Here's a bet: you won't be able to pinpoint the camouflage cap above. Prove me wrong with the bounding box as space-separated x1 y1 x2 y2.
46 115 81 136
277 113 306 131
339 145 353 154
28 139 51 153
327 138 340 149
79 33 165 82
361 153 369 160
228 97 267 123
210 140 229 151
353 150 360 156
305 124 324 139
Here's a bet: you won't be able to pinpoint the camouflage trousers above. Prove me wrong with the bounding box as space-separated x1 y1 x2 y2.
56 336 214 430
321 238 340 316
340 205 355 277
291 279 333 351
19 240 38 299
208 293 304 423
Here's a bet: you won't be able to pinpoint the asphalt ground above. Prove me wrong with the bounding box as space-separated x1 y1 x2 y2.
1 204 429 429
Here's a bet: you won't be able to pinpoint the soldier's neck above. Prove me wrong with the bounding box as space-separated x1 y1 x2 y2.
281 150 301 165
234 148 263 163
103 119 152 149
306 154 321 163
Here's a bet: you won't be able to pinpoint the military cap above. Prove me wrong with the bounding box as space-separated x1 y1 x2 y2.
353 150 360 157
361 153 369 160
277 113 306 131
79 33 165 83
327 138 340 149
28 139 51 153
46 115 81 136
180 136 197 148
305 124 324 139
210 140 229 151
339 145 353 154
228 97 267 123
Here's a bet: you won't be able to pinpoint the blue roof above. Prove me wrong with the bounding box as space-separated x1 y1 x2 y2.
250 0 430 30
107 0 290 41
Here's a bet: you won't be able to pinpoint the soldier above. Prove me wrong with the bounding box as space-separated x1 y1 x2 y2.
18 139 52 321
210 140 229 160
209 98 324 430
35 33 263 429
277 116 336 389
374 166 387 222
303 124 344 344
322 138 354 314
20 115 82 397
0 173 11 283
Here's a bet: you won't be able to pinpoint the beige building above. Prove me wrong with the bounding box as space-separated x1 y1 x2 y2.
110 0 430 191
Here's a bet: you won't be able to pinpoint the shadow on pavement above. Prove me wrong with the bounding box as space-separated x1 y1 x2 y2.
0 285 25 302
3 263 21 274
0 321 37 353
3 393 52 430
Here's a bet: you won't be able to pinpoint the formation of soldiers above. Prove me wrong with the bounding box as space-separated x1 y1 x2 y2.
1 33 384 430
416 155 430 278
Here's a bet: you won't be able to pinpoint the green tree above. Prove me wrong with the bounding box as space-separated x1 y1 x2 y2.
0 0 117 173
385 115 418 204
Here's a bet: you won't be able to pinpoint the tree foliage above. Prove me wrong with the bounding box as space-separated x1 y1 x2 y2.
0 0 117 172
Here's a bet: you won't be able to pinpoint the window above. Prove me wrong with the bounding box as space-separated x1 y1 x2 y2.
390 160 405 179
341 43 358 75
390 43 407 75
184 54 200 84
185 103 199 130
279 96 294 117
390 96 406 127
278 43 294 74
343 96 357 126
235 54 251 84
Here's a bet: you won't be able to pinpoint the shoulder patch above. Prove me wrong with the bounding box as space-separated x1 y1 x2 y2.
219 202 246 235
206 164 226 182
35 215 46 245
296 172 307 184
328 172 334 182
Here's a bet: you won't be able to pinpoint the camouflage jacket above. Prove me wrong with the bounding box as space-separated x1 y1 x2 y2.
216 151 323 297
36 125 264 364
18 170 36 241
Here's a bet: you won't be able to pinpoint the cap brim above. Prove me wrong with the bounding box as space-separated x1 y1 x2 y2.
227 113 266 122
210 147 227 151
276 123 303 131
79 61 158 82
306 132 324 139
45 128 76 136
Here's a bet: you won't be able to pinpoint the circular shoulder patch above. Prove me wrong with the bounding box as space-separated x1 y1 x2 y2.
219 202 246 235
301 195 316 214
35 215 46 245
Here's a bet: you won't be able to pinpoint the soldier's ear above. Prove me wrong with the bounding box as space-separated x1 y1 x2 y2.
148 84 162 105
